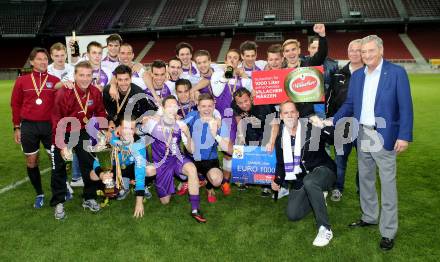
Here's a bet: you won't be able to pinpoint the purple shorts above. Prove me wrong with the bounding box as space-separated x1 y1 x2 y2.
155 156 192 198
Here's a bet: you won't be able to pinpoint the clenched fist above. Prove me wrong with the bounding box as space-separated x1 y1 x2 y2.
313 24 326 37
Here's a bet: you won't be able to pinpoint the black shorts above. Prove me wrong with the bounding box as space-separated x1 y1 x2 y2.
194 159 220 177
20 120 51 155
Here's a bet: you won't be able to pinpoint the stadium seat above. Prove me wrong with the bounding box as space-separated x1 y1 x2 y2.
407 28 440 60
245 0 294 22
156 0 202 27
40 1 95 35
0 2 46 35
346 0 400 18
203 0 242 26
402 0 440 17
326 31 414 61
119 0 161 29
81 0 122 34
230 32 308 57
301 0 342 22
141 36 223 64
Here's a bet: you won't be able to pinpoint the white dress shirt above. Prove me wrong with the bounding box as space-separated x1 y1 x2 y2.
360 59 383 126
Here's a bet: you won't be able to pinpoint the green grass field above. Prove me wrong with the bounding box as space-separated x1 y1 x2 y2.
0 75 439 261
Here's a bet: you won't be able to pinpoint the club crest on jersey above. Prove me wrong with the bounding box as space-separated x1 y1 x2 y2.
87 100 94 106
46 82 53 88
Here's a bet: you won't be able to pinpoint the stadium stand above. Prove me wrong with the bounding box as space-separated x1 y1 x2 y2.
407 29 440 60
40 1 94 35
301 0 342 22
230 32 308 56
245 0 294 22
402 0 440 17
0 40 33 69
123 36 150 56
203 0 242 26
346 0 400 19
141 36 223 63
81 0 121 34
156 0 202 27
118 0 161 29
0 1 46 35
326 31 414 61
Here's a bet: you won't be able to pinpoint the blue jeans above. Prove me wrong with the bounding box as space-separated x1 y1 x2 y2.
334 142 359 192
72 153 81 181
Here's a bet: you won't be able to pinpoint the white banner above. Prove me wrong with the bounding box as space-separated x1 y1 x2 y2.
65 34 110 64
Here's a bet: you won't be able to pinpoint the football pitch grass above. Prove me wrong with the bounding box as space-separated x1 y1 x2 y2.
0 75 439 261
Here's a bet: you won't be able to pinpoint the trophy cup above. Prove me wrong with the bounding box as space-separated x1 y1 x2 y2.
90 132 118 198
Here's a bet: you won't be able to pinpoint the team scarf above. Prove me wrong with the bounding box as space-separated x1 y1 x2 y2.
282 121 302 180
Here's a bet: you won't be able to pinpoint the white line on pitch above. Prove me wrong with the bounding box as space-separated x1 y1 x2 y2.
0 167 51 195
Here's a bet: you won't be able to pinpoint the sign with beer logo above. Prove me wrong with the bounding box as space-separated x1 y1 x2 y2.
231 146 276 185
284 66 324 103
252 66 324 105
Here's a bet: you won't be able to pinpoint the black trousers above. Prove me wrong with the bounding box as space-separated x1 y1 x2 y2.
285 166 336 229
50 130 99 206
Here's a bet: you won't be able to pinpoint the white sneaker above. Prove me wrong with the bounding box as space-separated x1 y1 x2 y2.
70 177 84 187
144 186 152 199
279 187 290 199
66 182 74 194
116 189 129 201
313 225 333 247
330 189 342 202
82 199 100 212
273 187 290 199
54 203 66 220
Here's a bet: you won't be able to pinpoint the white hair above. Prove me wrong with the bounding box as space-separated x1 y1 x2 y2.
361 35 383 48
348 39 362 49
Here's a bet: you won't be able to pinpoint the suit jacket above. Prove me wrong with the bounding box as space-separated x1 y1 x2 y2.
274 122 336 185
333 60 413 151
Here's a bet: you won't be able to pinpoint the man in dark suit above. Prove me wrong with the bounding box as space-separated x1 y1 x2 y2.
332 35 413 251
272 100 336 247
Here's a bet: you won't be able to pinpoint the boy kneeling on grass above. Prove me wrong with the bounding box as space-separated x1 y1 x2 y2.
138 96 207 223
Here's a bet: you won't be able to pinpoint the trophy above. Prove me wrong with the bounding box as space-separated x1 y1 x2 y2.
90 132 118 198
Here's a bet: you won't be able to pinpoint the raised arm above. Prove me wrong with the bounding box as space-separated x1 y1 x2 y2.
308 24 328 67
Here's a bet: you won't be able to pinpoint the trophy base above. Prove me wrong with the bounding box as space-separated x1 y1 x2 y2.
104 187 118 198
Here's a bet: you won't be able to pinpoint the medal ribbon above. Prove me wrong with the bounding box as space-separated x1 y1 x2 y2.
116 88 131 115
73 85 90 122
31 73 49 99
227 76 238 96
